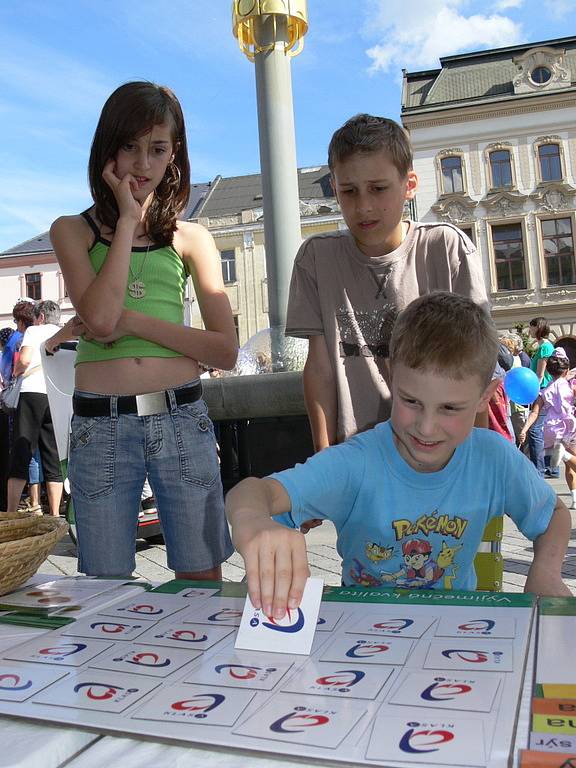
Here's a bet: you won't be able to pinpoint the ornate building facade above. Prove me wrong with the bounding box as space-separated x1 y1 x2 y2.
403 36 576 358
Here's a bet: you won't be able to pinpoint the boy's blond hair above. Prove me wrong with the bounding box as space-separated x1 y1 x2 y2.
328 114 413 178
389 292 498 388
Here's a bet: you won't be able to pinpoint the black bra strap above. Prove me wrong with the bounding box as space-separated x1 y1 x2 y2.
80 210 101 250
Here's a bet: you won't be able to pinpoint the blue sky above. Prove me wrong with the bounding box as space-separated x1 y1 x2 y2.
0 0 574 252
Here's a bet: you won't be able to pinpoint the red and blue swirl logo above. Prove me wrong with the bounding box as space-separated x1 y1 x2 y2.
121 604 163 615
39 643 87 658
270 710 330 733
345 641 390 658
441 649 492 663
117 651 171 668
250 607 305 633
399 723 455 753
420 679 473 701
0 674 33 691
171 693 225 717
372 618 414 632
207 608 243 622
154 629 208 643
89 622 137 634
214 664 262 680
457 620 496 633
73 682 137 700
315 669 365 689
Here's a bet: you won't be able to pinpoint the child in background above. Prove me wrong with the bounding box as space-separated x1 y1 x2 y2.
50 81 237 579
520 348 576 508
227 292 571 619
286 114 488 451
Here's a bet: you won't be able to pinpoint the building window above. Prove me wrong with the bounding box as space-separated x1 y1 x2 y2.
541 217 575 287
220 249 236 284
531 66 551 85
25 272 41 300
538 143 562 182
440 156 464 194
233 315 240 343
491 223 527 291
489 150 513 189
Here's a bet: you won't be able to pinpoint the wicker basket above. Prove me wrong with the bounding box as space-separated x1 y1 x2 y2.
0 513 69 596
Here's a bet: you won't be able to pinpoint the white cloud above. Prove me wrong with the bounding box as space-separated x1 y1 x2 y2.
364 0 523 74
492 0 524 9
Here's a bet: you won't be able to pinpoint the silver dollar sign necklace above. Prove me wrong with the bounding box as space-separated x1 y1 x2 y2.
127 243 151 300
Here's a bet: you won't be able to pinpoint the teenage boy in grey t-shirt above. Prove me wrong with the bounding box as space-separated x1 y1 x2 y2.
287 114 488 448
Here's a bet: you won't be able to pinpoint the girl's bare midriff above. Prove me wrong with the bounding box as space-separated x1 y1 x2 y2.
75 355 200 395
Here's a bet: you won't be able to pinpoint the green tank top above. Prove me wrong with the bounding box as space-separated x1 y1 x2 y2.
75 213 187 366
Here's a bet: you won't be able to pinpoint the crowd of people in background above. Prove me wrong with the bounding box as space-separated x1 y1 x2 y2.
0 298 63 515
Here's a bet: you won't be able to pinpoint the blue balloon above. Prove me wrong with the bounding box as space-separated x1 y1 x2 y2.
503 367 540 405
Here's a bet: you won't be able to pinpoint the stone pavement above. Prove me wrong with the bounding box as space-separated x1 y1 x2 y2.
39 476 576 594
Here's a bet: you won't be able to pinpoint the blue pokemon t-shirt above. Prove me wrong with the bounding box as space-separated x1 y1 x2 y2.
271 421 555 590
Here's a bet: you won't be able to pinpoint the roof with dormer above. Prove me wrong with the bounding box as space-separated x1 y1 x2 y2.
402 36 576 114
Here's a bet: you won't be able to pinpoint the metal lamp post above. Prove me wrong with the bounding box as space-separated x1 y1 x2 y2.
232 1 308 366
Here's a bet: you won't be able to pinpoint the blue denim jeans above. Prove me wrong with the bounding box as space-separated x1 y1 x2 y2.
68 387 232 577
527 410 546 477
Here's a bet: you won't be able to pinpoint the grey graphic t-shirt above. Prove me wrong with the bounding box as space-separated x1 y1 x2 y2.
286 222 488 442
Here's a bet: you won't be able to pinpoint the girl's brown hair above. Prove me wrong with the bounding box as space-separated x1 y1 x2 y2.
89 81 190 246
529 316 550 340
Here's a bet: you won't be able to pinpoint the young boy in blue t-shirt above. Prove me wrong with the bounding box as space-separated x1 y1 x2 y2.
226 292 571 619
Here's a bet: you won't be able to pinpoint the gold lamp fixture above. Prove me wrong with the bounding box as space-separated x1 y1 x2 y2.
232 0 308 61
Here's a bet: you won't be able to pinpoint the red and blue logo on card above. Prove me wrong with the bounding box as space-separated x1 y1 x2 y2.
171 693 225 717
74 682 138 700
372 618 414 632
120 604 163 615
399 722 455 753
215 664 262 679
315 669 365 690
270 708 330 733
207 608 243 622
0 673 32 691
89 622 138 634
345 640 390 658
116 651 171 668
457 620 496 633
442 648 501 663
420 678 473 701
39 643 87 659
154 629 208 643
258 608 305 633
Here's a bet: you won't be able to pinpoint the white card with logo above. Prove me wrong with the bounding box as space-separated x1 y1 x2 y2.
184 598 245 627
61 616 148 642
235 577 323 655
321 635 413 665
98 595 187 622
89 644 199 678
0 664 68 702
234 692 365 748
424 638 514 672
136 621 233 650
365 714 486 766
33 670 160 713
435 615 516 638
282 660 392 699
132 684 255 726
4 636 112 667
349 614 435 638
389 670 502 712
182 652 293 690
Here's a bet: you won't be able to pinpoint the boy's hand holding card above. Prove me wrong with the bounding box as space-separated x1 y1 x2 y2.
235 577 323 655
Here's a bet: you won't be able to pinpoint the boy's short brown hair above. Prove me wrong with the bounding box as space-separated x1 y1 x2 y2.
389 292 498 388
328 114 413 177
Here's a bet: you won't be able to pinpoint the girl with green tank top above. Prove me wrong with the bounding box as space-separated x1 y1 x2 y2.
49 82 238 581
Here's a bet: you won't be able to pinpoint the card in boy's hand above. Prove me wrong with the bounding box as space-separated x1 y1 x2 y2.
235 577 323 655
